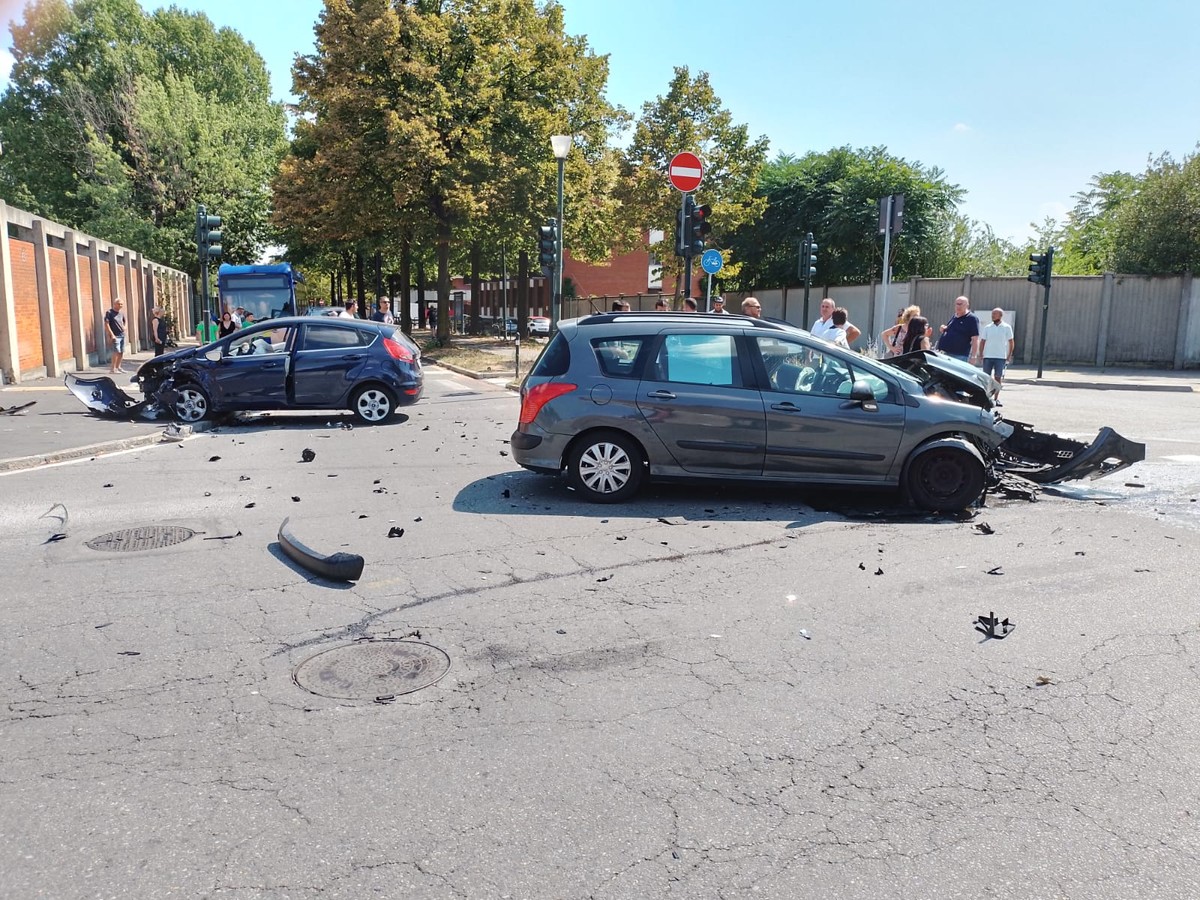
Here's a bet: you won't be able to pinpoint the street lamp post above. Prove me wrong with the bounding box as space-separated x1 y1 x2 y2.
550 134 571 332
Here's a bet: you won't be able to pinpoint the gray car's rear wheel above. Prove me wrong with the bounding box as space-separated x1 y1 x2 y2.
173 384 210 423
567 430 644 503
350 384 395 424
906 446 985 512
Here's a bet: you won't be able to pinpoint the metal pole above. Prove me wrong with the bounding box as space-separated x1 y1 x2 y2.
501 240 509 341
705 273 712 310
683 192 695 302
801 234 813 326
1036 247 1054 379
878 195 893 345
552 157 565 332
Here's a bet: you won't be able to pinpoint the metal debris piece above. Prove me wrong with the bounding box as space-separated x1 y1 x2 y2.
0 400 36 415
202 531 242 541
975 612 1016 640
300 448 316 463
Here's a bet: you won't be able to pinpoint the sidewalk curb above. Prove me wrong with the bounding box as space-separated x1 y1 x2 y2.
0 420 216 473
1005 377 1194 393
426 358 521 390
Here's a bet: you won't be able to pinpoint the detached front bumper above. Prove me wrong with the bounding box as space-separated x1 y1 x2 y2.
998 419 1146 484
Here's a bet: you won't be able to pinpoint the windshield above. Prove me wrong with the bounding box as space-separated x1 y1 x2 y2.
220 286 292 321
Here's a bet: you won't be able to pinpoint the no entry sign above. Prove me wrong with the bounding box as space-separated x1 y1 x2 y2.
668 152 703 192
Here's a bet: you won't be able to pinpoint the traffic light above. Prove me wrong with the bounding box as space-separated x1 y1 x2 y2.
799 233 818 283
688 199 711 255
1028 247 1053 286
675 204 688 257
537 219 558 276
196 205 222 262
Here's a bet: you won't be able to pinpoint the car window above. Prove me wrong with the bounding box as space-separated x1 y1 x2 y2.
755 335 889 400
591 337 643 377
530 332 570 376
226 326 293 357
301 324 371 351
652 334 741 387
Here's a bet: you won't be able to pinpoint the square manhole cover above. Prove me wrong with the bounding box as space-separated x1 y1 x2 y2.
293 640 451 700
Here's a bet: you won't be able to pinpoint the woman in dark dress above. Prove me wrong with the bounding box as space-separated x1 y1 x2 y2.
218 311 238 338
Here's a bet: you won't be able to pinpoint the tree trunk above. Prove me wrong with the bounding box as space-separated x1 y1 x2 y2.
340 249 353 303
355 252 365 317
399 238 412 335
517 250 529 340
374 249 384 304
469 242 481 335
417 259 428 331
435 220 451 343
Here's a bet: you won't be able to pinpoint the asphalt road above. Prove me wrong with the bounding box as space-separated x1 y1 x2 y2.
1 366 1198 899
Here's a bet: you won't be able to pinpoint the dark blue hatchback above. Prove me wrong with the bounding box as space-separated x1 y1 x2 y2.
133 316 422 424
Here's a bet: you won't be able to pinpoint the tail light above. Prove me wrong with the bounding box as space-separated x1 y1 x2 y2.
519 382 577 425
383 337 414 362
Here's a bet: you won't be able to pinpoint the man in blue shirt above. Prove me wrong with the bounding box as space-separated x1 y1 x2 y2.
936 296 981 363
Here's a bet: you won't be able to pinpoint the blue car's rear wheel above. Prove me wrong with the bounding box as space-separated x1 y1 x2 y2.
350 385 395 424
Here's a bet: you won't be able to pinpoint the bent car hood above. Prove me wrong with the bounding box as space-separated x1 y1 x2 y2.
883 350 998 407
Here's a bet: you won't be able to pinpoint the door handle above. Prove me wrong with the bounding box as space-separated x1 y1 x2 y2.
342 354 365 361
770 402 801 412
262 361 281 368
646 390 677 400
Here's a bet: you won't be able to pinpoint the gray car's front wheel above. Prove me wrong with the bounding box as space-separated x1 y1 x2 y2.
905 446 985 512
173 384 210 423
567 431 644 503
350 385 395 424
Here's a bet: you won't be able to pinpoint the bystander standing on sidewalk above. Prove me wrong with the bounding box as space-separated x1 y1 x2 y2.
104 299 126 372
980 307 1015 402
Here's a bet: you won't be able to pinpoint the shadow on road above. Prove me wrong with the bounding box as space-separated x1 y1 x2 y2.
453 470 976 527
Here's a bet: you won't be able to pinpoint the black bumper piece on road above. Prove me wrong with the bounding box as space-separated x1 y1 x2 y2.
278 517 364 582
1000 420 1146 484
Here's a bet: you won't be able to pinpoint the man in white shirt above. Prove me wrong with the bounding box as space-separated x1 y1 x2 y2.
811 297 861 344
339 299 357 319
980 307 1015 402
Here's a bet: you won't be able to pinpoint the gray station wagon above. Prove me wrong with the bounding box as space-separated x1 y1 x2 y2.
510 312 1143 511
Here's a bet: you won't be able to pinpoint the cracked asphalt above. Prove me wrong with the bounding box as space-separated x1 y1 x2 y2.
1 366 1199 899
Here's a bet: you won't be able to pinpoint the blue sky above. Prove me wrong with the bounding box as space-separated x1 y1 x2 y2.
2 0 1197 243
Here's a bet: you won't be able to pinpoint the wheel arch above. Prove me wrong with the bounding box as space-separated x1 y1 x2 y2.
561 426 649 474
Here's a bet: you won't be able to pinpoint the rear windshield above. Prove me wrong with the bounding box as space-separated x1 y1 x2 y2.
530 332 570 377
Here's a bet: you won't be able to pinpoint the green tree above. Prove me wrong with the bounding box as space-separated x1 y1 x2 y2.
1110 150 1200 275
618 67 769 295
0 0 287 273
277 0 622 341
727 147 964 291
919 212 1027 278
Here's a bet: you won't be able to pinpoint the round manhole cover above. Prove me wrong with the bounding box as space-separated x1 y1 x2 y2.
86 525 196 552
293 640 451 700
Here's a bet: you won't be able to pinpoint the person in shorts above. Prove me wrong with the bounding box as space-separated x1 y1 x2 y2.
104 299 126 372
980 307 1015 402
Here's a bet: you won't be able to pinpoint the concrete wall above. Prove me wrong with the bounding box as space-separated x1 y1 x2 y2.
0 200 192 384
584 272 1199 369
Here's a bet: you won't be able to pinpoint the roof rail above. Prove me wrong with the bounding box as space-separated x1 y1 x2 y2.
575 311 791 331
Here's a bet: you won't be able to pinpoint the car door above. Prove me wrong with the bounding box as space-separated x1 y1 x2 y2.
753 335 905 482
635 331 765 475
292 323 374 406
209 324 295 409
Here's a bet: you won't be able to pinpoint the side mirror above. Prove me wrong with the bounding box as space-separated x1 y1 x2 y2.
849 380 875 402
205 348 222 362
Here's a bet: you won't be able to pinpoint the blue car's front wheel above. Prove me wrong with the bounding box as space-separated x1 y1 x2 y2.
173 384 210 423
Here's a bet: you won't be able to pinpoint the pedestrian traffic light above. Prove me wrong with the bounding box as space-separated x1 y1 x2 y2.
799 233 818 283
537 220 558 276
196 206 222 261
685 196 711 255
1028 247 1053 286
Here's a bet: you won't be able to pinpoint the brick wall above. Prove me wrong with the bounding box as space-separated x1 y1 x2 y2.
79 256 97 354
563 247 695 299
12 240 41 369
49 246 71 360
